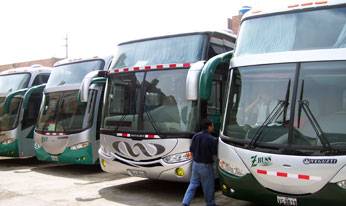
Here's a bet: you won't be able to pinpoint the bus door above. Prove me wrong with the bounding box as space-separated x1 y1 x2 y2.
207 63 229 135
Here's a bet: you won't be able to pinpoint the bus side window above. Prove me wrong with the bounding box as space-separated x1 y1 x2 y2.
207 44 227 59
32 74 50 86
22 93 43 131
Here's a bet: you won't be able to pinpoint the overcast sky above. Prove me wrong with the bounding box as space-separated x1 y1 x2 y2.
0 0 292 65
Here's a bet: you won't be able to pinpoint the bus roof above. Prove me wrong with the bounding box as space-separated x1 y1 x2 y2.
0 65 52 75
242 0 345 22
118 30 236 46
54 56 113 68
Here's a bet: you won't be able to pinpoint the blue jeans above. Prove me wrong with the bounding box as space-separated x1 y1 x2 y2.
182 161 215 206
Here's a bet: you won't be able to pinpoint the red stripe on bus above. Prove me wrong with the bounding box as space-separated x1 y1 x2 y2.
298 174 310 180
301 2 313 6
183 63 191 68
277 172 288 177
156 65 164 69
257 169 267 175
315 0 327 4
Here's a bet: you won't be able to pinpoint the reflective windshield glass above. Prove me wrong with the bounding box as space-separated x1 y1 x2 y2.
0 73 30 94
236 6 346 56
294 61 346 148
103 69 197 134
36 90 96 132
46 60 104 87
0 97 22 131
224 64 295 146
113 34 205 68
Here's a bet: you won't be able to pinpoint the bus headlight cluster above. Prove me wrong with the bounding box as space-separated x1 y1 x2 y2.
163 152 192 164
70 142 89 150
1 138 15 145
337 180 346 189
219 160 246 177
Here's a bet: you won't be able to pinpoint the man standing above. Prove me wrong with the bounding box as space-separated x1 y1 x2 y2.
182 119 218 206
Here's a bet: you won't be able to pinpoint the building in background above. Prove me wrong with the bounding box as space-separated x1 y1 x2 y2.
228 6 251 35
0 57 62 72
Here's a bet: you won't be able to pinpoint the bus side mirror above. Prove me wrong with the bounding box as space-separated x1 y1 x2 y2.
79 70 108 103
23 84 46 110
186 61 205 101
199 51 233 100
3 89 28 113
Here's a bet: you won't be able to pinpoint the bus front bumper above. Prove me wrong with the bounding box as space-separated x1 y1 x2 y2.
35 145 95 165
99 147 192 182
0 139 19 157
219 167 346 206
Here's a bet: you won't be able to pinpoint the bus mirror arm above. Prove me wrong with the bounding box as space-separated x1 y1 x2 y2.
186 61 205 101
22 84 46 110
79 70 108 103
3 88 28 113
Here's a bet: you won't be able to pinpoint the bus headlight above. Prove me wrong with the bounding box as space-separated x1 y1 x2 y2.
163 152 192 164
219 160 246 177
1 138 15 145
70 142 89 150
337 180 346 189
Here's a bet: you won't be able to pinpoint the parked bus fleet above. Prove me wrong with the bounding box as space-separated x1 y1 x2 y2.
0 1 345 205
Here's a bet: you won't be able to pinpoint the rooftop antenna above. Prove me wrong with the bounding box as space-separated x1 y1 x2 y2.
64 34 69 58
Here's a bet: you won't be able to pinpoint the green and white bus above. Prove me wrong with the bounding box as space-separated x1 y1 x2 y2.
219 1 346 205
0 65 51 157
34 57 112 164
98 31 236 181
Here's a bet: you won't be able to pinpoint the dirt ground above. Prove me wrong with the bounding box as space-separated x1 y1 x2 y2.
0 157 259 206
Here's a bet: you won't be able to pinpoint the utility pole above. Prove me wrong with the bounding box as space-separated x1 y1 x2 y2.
64 34 69 58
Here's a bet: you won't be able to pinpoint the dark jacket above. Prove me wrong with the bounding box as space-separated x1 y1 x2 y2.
190 130 218 164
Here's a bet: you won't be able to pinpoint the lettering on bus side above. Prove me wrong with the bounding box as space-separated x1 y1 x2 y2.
251 155 272 167
303 158 337 165
41 136 48 143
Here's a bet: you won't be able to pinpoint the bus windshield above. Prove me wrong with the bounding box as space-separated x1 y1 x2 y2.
224 61 346 153
0 73 30 94
46 60 105 87
236 6 346 56
0 97 22 131
113 34 205 68
36 90 96 133
102 69 197 134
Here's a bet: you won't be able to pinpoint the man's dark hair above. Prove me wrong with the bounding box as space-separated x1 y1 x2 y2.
200 119 213 130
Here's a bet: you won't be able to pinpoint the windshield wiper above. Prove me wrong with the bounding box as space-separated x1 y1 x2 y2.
247 80 291 149
299 100 332 150
297 79 333 152
144 106 160 134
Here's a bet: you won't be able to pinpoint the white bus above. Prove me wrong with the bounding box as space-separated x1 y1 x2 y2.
0 65 51 157
219 1 346 205
98 31 236 181
34 57 112 164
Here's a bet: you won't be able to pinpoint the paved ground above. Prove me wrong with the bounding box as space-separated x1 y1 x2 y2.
0 157 259 206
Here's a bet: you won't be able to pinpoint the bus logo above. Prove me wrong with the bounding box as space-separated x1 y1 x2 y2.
251 155 272 167
113 141 165 158
303 158 337 165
